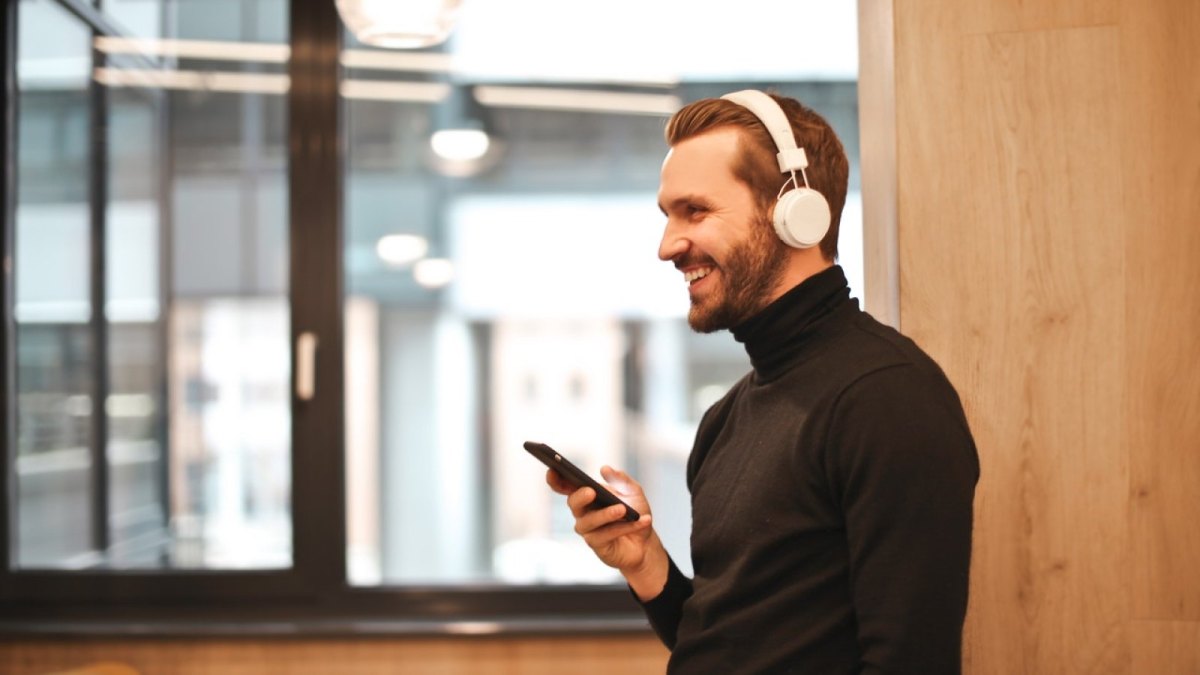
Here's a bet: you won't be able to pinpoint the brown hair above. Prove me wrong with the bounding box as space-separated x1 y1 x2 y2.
664 92 849 261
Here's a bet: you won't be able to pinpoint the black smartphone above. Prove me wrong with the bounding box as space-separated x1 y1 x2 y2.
523 441 640 522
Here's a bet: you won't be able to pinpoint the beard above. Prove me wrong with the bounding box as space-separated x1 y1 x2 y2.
687 215 790 333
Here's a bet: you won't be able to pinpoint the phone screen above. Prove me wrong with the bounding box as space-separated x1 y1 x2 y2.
523 441 640 522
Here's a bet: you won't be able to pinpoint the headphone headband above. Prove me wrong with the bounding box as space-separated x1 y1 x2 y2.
720 90 809 174
719 89 831 250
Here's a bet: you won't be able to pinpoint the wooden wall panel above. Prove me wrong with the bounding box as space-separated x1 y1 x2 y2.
897 21 1131 673
1122 0 1200 623
0 635 669 675
954 0 1116 35
880 0 1200 672
1131 621 1200 673
955 26 1129 674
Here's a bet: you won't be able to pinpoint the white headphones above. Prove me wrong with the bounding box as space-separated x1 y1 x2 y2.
721 90 831 249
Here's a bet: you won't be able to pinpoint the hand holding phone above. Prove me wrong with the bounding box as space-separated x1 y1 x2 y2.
524 441 640 522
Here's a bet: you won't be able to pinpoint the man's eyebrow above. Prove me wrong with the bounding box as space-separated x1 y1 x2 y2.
658 195 709 215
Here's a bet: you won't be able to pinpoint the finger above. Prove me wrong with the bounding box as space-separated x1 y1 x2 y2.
566 487 598 518
545 469 573 495
582 514 653 547
572 502 633 535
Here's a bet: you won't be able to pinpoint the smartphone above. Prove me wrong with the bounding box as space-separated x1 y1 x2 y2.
523 441 640 522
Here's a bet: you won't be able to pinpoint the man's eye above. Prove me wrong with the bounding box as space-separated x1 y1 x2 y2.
686 205 706 217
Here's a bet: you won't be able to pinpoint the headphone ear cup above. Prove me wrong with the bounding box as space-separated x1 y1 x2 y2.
773 187 831 249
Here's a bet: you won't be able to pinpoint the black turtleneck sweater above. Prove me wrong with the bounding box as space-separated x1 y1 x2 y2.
640 265 979 674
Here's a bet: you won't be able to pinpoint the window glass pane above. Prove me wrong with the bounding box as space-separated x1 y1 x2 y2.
341 3 863 585
11 0 291 570
102 0 289 43
14 0 98 568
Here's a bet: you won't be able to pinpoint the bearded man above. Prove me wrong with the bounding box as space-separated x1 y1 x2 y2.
547 90 979 674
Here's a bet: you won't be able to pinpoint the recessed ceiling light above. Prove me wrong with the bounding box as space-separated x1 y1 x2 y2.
413 258 455 288
376 234 429 267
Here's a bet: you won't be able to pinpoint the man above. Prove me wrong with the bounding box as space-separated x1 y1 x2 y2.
547 90 979 673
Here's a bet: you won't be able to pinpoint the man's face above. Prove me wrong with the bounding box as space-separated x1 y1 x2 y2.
657 128 790 333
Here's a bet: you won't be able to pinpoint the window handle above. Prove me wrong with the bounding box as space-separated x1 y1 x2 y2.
296 331 319 401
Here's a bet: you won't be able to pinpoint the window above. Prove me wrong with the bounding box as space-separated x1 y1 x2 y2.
8 0 291 573
340 2 864 587
1 0 861 628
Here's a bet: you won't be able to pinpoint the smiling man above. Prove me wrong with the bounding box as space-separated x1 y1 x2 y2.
547 90 979 674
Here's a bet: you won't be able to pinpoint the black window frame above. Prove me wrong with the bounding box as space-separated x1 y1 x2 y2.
0 0 649 635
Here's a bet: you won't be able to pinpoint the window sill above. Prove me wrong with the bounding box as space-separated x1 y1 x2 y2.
0 614 653 639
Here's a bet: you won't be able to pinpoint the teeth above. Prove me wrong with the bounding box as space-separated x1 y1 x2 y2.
684 268 713 284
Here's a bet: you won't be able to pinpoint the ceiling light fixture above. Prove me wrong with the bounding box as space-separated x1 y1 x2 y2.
335 0 464 50
427 86 501 177
430 128 489 163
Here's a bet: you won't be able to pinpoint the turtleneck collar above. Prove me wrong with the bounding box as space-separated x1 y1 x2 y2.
730 264 854 381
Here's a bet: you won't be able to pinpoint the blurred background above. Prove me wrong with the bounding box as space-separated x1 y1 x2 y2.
10 0 862 586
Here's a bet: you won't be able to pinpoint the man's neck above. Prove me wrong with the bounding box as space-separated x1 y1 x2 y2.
766 254 834 306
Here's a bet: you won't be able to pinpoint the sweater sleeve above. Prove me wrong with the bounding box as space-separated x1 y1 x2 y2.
634 555 693 649
827 363 979 674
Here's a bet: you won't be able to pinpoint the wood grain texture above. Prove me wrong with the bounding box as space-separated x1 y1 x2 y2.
955 0 1117 35
0 636 669 675
1131 621 1200 674
883 0 1200 672
961 27 1128 675
1121 0 1200 623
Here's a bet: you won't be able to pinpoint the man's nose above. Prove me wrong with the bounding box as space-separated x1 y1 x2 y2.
658 219 689 262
